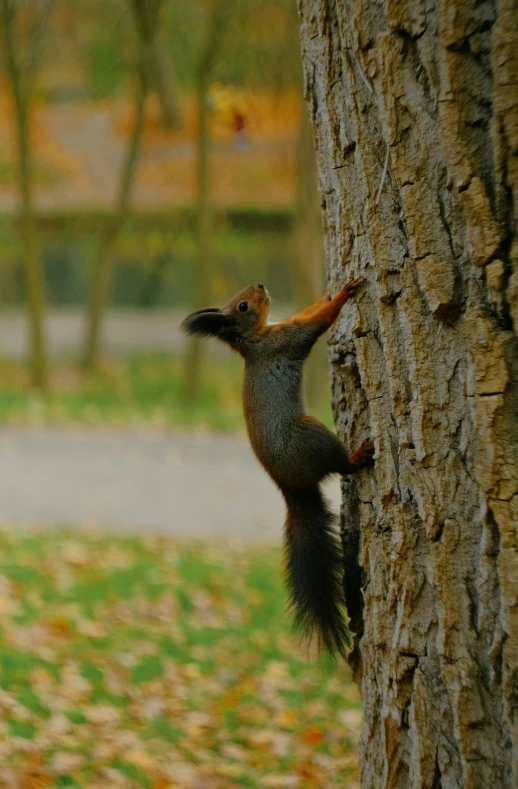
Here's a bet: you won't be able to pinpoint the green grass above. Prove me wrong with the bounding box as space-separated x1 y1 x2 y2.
0 353 335 431
0 528 361 787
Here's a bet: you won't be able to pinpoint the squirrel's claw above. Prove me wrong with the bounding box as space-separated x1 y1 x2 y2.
344 277 364 293
363 440 375 458
335 277 364 303
350 439 375 468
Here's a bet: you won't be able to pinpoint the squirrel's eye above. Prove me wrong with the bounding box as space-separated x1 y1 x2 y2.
238 301 248 313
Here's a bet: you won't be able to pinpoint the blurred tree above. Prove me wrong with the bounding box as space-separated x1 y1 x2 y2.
164 0 299 92
129 0 181 128
184 0 235 404
183 0 304 404
82 75 147 369
0 0 53 389
82 0 161 370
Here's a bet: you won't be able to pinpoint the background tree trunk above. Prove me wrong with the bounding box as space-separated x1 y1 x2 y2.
82 67 148 370
130 0 182 128
183 0 233 404
82 0 156 370
297 1 517 787
0 0 53 390
183 63 213 404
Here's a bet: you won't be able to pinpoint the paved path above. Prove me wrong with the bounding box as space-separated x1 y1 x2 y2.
0 428 341 542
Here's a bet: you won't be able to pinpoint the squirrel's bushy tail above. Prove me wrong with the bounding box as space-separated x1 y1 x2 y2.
282 486 352 660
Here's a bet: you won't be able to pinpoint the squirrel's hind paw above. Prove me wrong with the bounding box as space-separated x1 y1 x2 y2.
350 439 375 468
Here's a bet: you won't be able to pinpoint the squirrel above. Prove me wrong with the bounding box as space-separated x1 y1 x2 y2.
181 279 374 659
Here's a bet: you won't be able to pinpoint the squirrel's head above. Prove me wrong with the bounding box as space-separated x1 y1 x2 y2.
181 283 271 347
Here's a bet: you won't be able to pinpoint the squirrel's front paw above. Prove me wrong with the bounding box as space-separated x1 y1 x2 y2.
345 277 364 294
337 277 364 302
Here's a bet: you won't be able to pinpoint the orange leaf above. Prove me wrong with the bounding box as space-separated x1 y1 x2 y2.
301 726 324 745
46 617 71 634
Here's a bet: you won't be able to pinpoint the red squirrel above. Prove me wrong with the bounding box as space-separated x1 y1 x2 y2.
182 280 374 658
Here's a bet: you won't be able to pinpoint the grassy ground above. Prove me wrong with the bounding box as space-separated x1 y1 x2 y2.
0 354 334 432
0 528 360 788
0 355 246 432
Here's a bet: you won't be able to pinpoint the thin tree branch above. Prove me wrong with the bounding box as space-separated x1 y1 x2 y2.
26 0 54 88
1 0 26 128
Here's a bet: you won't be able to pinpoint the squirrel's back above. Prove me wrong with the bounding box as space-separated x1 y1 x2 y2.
243 348 305 483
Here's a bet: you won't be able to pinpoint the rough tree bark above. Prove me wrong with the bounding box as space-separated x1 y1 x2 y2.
297 1 517 787
294 91 328 411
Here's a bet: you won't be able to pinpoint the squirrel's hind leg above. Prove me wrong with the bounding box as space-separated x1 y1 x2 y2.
295 417 373 480
346 440 375 471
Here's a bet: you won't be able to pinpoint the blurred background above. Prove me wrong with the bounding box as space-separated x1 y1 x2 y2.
0 0 330 424
0 1 360 786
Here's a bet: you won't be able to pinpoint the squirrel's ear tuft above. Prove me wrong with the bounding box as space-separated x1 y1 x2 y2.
181 308 236 338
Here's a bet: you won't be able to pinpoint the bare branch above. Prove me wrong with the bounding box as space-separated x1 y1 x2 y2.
26 0 54 87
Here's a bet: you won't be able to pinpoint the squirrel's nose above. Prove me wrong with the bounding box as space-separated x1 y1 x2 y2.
257 283 264 289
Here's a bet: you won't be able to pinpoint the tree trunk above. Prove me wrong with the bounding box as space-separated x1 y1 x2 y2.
1 0 50 389
294 91 327 411
183 0 233 404
146 31 182 129
82 67 148 370
83 0 170 370
297 1 517 787
129 0 181 128
184 68 213 404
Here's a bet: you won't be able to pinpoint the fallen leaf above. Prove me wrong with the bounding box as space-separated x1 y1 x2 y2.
301 726 324 746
